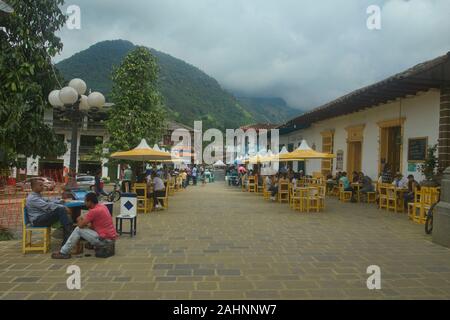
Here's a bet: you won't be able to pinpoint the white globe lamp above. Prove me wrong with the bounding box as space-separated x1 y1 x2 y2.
87 92 105 108
59 86 78 105
68 78 87 95
48 90 63 107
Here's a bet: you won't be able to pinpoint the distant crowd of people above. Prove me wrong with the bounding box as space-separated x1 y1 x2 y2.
328 163 419 207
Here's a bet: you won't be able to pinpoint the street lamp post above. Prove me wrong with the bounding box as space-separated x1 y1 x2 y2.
48 78 105 174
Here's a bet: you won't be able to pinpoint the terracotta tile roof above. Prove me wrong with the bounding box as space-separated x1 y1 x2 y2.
281 52 450 129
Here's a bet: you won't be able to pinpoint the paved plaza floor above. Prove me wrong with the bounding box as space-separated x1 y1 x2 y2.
1 181 450 300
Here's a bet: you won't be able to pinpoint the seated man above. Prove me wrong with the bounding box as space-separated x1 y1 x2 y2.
269 176 279 201
150 172 166 210
403 174 419 210
359 174 374 201
26 178 73 245
392 172 408 188
339 172 355 202
52 192 117 259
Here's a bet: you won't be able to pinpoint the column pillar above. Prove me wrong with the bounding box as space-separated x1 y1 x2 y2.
433 167 450 248
438 85 450 170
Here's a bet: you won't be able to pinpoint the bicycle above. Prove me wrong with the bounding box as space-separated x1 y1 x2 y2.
100 181 121 203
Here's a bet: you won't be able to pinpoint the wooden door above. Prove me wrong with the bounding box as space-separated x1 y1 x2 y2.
347 141 362 174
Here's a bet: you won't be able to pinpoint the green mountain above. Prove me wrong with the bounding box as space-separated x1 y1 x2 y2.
56 39 300 129
236 97 301 125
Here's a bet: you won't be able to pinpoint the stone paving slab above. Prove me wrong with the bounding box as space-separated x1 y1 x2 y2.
1 181 450 300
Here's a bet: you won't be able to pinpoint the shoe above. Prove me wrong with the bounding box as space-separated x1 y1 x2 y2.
51 251 71 259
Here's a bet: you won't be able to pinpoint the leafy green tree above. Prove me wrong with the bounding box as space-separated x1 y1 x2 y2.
101 46 167 158
0 0 67 169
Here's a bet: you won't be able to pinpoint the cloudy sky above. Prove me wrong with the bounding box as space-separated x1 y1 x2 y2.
55 0 450 110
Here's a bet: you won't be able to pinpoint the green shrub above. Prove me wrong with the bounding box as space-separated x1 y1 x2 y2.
0 227 14 241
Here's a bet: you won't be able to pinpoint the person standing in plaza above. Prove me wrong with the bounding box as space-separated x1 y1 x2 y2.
180 169 188 188
122 165 133 193
192 165 198 186
94 171 107 196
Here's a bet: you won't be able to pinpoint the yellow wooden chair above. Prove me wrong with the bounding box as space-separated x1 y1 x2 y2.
378 184 388 210
339 182 352 202
288 183 293 208
408 187 421 221
366 183 377 204
156 183 169 210
413 187 439 224
317 186 326 210
307 187 321 213
241 176 247 192
168 177 176 196
298 188 310 212
278 182 289 203
133 183 148 214
21 199 51 254
386 186 397 212
258 178 264 196
248 176 257 193
263 179 271 200
292 188 305 211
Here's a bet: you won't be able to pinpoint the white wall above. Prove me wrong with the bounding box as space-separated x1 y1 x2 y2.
280 89 440 182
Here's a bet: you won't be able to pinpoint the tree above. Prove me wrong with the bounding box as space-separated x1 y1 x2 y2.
419 144 440 185
0 0 67 169
101 46 167 158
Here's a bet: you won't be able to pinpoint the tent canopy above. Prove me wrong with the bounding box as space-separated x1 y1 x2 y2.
213 160 226 167
111 139 172 161
278 140 335 161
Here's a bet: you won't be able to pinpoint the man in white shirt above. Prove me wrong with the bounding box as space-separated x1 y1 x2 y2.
392 172 408 188
150 172 166 210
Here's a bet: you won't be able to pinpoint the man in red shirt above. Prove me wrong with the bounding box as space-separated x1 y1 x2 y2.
52 192 117 259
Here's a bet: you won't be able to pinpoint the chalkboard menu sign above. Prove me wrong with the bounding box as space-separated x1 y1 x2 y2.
408 137 428 162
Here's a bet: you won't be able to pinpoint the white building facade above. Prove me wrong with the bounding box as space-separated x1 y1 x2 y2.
280 90 440 181
279 52 450 182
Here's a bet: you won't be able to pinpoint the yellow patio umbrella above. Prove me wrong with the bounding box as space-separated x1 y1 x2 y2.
277 140 335 161
111 139 172 161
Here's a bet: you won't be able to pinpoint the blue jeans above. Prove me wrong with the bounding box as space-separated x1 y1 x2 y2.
60 227 109 255
32 206 71 227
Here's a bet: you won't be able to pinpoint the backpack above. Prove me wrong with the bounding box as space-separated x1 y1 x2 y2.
95 239 115 258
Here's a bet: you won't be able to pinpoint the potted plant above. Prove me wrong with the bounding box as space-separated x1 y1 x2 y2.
419 144 441 186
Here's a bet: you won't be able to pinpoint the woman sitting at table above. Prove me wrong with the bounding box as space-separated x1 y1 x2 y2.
359 173 374 200
269 175 279 201
403 175 419 210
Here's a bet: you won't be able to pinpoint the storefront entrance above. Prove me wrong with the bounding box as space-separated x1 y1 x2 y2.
346 125 364 175
378 118 405 175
